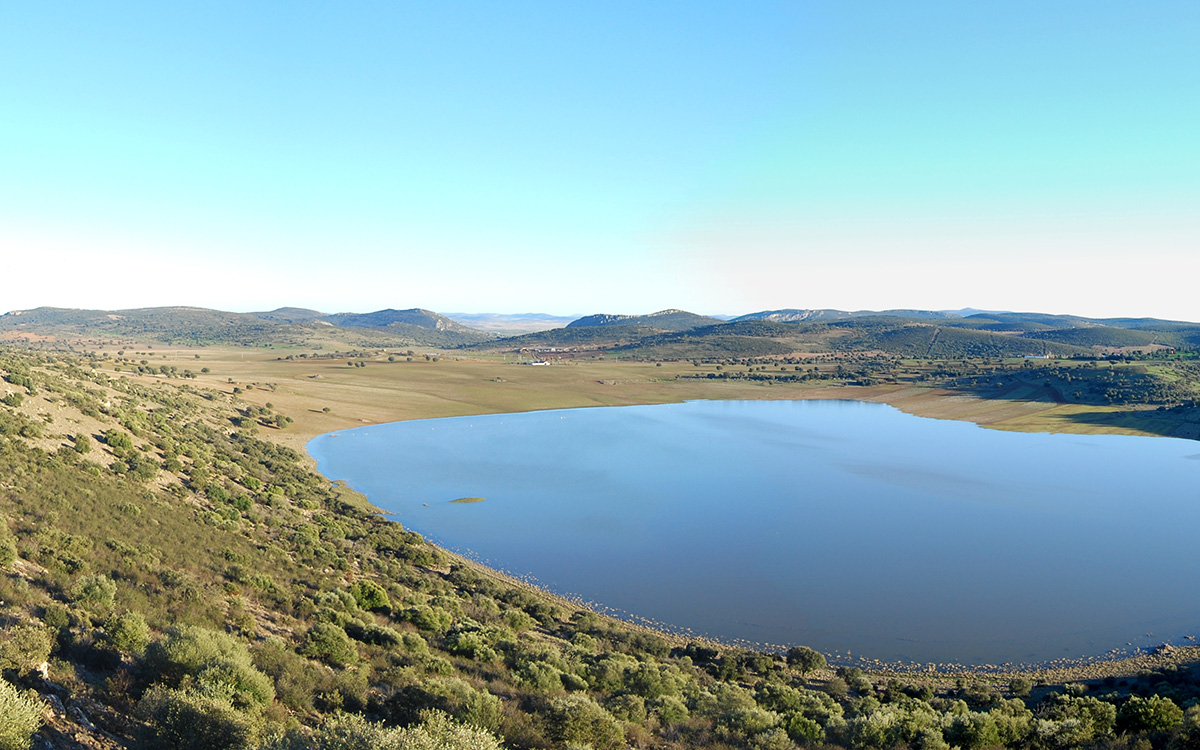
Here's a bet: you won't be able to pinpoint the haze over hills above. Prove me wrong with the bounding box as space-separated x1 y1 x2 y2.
443 312 578 335
321 308 497 345
3 304 1199 358
567 309 726 331
0 306 496 347
248 307 328 323
733 309 963 323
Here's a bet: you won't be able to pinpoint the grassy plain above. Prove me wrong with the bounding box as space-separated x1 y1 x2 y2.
113 346 1175 453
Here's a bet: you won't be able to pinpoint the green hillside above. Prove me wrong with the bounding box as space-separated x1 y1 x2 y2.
4 345 1200 749
0 306 496 349
0 307 303 346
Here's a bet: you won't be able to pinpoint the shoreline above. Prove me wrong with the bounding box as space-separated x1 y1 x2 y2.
302 394 1199 682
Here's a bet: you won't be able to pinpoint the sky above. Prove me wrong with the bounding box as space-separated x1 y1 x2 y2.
1 2 1197 320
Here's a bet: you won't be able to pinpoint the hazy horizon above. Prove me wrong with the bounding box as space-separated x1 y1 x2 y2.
3 3 1197 320
7 302 1200 327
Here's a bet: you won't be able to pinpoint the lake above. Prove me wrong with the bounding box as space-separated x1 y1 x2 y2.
307 399 1200 666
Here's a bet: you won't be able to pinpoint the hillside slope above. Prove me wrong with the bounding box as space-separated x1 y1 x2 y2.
567 309 725 331
3 346 1200 750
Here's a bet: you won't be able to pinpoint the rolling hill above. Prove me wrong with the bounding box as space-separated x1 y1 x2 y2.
322 308 496 345
0 306 497 348
567 309 725 331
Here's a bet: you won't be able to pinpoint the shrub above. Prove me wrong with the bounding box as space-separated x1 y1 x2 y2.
301 623 358 667
144 626 274 709
0 624 53 676
544 694 624 750
348 580 390 611
0 678 43 750
786 645 826 675
399 605 452 634
1009 677 1033 698
103 429 133 450
70 574 117 614
651 694 690 723
137 686 262 750
380 677 503 731
0 516 16 570
1117 694 1183 733
396 710 503 750
106 611 150 656
272 710 502 750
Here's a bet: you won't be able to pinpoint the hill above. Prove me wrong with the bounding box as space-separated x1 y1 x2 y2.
567 309 725 331
249 307 328 323
323 308 496 346
476 324 665 350
734 308 961 323
442 312 578 335
0 306 497 348
4 344 1200 749
0 306 300 345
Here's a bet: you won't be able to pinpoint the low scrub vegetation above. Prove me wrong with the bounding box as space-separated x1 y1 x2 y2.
2 346 1200 750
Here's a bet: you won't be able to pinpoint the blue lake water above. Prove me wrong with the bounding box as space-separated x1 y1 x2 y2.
307 399 1200 666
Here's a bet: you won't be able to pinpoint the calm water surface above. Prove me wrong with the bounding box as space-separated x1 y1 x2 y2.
307 400 1200 665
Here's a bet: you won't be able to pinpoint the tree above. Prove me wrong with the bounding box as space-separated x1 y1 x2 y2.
73 434 92 454
786 645 826 675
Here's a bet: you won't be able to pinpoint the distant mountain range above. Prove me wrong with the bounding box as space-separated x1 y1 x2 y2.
567 309 725 331
2 305 1197 357
0 306 496 347
442 312 577 335
732 309 962 323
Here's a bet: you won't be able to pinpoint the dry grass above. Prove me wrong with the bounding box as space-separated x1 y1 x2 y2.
108 345 1174 456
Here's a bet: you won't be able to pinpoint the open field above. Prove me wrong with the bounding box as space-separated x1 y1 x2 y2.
103 346 1184 453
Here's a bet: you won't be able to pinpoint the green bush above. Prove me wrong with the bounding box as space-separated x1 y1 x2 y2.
399 605 452 634
651 694 690 724
0 624 53 676
137 685 262 750
144 626 274 709
0 678 42 750
544 694 624 750
1117 694 1183 733
70 574 117 614
786 645 826 675
380 677 503 731
301 622 358 667
103 429 134 450
270 710 502 750
0 516 16 570
106 611 150 655
348 580 390 611
395 710 503 750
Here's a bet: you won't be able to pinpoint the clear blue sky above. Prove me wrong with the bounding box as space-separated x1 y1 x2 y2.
2 2 1197 319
